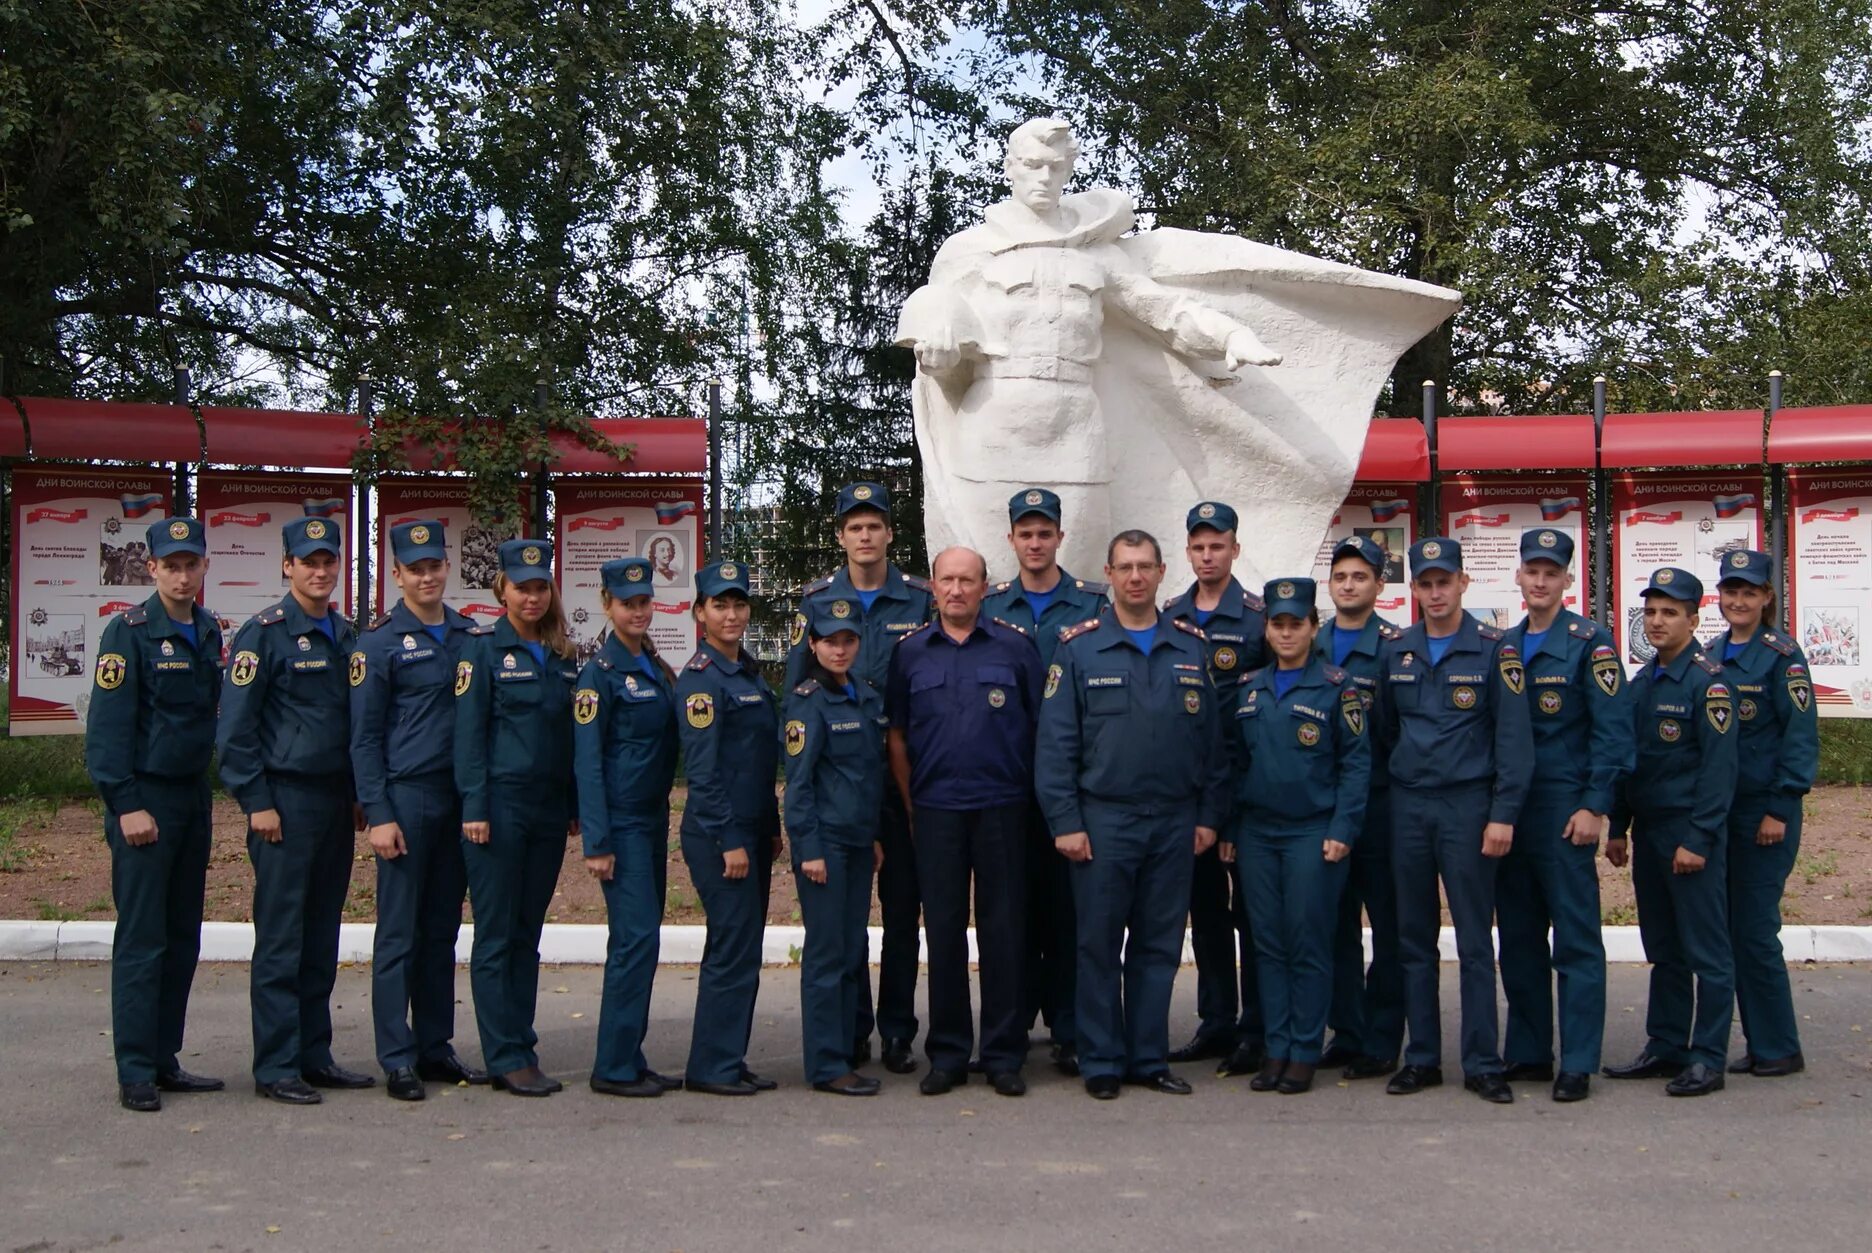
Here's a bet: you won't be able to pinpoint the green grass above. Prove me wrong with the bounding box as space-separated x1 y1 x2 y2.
0 798 55 872
0 733 93 800
31 897 81 922
1817 720 1872 785
1796 849 1840 883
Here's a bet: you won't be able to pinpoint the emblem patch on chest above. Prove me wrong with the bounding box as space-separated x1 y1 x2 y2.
1213 646 1237 671
1297 721 1320 746
1452 685 1477 710
1658 718 1682 742
988 687 1006 708
1538 690 1562 715
1184 689 1201 714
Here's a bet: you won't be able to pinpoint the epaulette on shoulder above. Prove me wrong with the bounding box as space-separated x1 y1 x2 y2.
121 604 150 626
1760 631 1795 657
1377 621 1403 641
1242 590 1266 612
803 573 836 595
1567 618 1596 639
793 678 820 696
899 620 936 640
686 653 712 671
1477 622 1503 640
992 616 1027 636
1694 653 1724 676
594 655 613 670
1059 617 1103 643
993 580 1011 593
1241 666 1266 685
257 605 287 625
468 623 496 636
370 612 395 631
903 572 932 592
1171 618 1207 641
1074 579 1109 595
1323 663 1348 684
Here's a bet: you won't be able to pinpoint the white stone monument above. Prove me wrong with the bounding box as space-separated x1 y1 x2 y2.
895 117 1462 589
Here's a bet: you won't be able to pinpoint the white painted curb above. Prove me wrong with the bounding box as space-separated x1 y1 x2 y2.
4 922 1870 964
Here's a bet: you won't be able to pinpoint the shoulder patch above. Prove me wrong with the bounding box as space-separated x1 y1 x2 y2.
1694 653 1724 676
1059 618 1103 643
468 623 495 636
257 605 287 625
121 604 150 626
992 616 1027 636
803 573 836 595
1761 631 1795 657
370 612 395 631
1322 663 1347 684
1171 618 1207 641
686 653 712 672
793 678 821 696
1477 622 1503 640
1377 621 1403 641
902 572 932 591
1241 590 1266 612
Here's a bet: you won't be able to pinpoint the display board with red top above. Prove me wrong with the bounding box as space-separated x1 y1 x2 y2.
1437 475 1594 630
553 480 705 670
1786 468 1872 717
197 470 354 641
1310 483 1418 623
373 478 531 626
1610 470 1766 674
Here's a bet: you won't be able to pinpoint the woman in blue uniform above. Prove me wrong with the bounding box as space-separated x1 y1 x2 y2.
783 600 888 1096
677 560 782 1095
453 538 579 1097
1222 578 1371 1094
1710 550 1818 1077
572 557 682 1098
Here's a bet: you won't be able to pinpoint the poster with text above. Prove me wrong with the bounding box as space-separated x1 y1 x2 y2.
555 480 705 669
1310 483 1419 624
8 467 174 736
1788 468 1872 717
1611 471 1765 673
374 478 530 625
1438 475 1593 630
198 471 352 636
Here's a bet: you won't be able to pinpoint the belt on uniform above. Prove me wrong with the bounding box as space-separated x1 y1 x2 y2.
979 356 1094 383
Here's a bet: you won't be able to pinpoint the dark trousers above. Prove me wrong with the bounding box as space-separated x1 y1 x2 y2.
1497 793 1607 1074
856 787 920 1043
1631 815 1735 1069
1327 788 1404 1061
682 830 774 1085
1070 801 1196 1081
1187 843 1260 1041
797 841 873 1083
462 798 565 1075
1728 796 1802 1062
594 818 670 1083
108 777 212 1084
371 776 468 1072
1392 782 1503 1077
1242 825 1349 1065
914 803 1028 1074
1024 805 1077 1045
248 774 355 1083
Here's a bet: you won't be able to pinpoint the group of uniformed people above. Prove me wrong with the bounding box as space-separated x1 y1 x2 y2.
87 480 1816 1111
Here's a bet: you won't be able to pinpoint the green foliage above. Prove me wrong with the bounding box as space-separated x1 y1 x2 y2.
0 731 93 800
1816 720 1872 785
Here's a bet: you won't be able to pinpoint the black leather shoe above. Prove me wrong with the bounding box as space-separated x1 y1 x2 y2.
1126 1070 1193 1095
1552 1072 1591 1102
417 1054 490 1086
1501 1061 1554 1083
645 1069 682 1092
1602 1051 1685 1080
684 1077 758 1096
304 1063 376 1090
918 1068 967 1095
1751 1052 1805 1077
590 1075 665 1098
989 1070 1027 1097
255 1077 321 1105
1277 1062 1317 1095
1217 1039 1267 1077
1727 1053 1756 1075
1168 1029 1235 1064
491 1067 557 1097
1085 1075 1121 1100
386 1067 425 1101
1249 1060 1285 1092
1342 1054 1398 1080
155 1068 224 1093
1051 1042 1080 1077
1386 1065 1444 1095
120 1082 160 1112
881 1037 918 1074
851 1037 873 1068
1664 1063 1724 1096
739 1069 778 1092
1465 1073 1514 1104
813 1073 881 1097
1319 1039 1358 1068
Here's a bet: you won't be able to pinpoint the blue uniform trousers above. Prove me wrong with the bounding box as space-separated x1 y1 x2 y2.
1070 800 1196 1081
1242 824 1349 1065
856 787 920 1044
108 776 212 1085
682 830 773 1085
1727 796 1800 1061
915 803 1028 1074
797 842 873 1083
462 794 565 1075
1025 805 1077 1046
1327 788 1403 1062
1392 782 1503 1077
248 774 354 1083
593 818 670 1083
371 775 468 1072
1188 844 1261 1042
1630 815 1734 1069
1497 792 1607 1074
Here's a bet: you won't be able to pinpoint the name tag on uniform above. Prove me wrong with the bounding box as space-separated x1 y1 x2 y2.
152 660 192 673
494 669 537 682
1446 673 1485 684
1736 683 1765 694
885 623 920 632
291 658 330 672
1291 704 1327 720
828 720 862 732
1387 672 1417 683
735 692 765 705
1533 674 1567 686
395 648 438 663
1654 702 1688 714
1086 675 1126 687
1175 675 1204 687
1352 675 1376 687
1209 633 1244 644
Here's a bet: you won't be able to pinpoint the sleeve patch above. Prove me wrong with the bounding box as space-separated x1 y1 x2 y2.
95 653 127 691
349 651 367 687
784 719 807 756
686 693 715 728
230 651 261 687
454 660 473 696
573 688 600 724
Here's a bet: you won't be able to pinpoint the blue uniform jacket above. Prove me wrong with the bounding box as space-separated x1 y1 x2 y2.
1380 615 1534 825
1314 613 1402 789
784 564 934 690
1162 577 1268 685
1711 626 1818 821
1506 610 1633 816
884 615 1045 811
217 594 357 813
782 677 889 862
1035 611 1230 836
349 600 477 827
1228 658 1370 847
572 635 680 856
1610 647 1738 856
451 618 578 825
677 641 781 854
85 593 224 812
981 569 1107 667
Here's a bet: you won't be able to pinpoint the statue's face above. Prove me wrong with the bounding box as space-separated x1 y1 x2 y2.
1007 141 1073 213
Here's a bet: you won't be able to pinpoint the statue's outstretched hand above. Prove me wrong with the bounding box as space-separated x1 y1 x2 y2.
1224 328 1282 370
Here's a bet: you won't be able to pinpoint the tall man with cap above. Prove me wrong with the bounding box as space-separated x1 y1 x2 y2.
1161 501 1268 1075
786 482 935 1073
982 486 1107 1071
1381 536 1533 1104
350 520 486 1100
1497 528 1632 1102
86 516 226 1112
219 517 371 1105
1603 567 1738 1096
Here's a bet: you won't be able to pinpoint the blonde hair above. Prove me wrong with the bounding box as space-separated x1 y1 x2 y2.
493 573 575 660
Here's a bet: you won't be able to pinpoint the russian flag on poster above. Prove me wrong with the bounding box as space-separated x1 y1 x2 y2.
1713 493 1756 518
302 497 346 518
655 500 697 524
120 493 164 518
1368 498 1410 523
1538 496 1581 520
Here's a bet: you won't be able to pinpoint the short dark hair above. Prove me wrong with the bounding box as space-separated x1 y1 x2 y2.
837 506 891 532
1106 529 1163 565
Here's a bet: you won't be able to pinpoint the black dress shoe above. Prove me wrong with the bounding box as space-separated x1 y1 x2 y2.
1217 1040 1267 1078
813 1073 881 1097
1051 1042 1080 1077
1602 1051 1685 1080
491 1067 557 1097
1249 1060 1285 1092
417 1055 490 1086
1385 1064 1444 1095
1501 1061 1554 1083
1664 1063 1724 1097
120 1082 160 1112
1319 1039 1358 1068
1726 1053 1756 1075
590 1075 665 1098
1085 1074 1121 1100
1751 1052 1805 1077
1464 1073 1514 1104
1168 1030 1235 1064
155 1068 224 1093
1277 1062 1317 1095
851 1037 873 1068
386 1067 425 1101
255 1077 322 1105
1125 1070 1193 1095
1342 1054 1398 1080
304 1063 376 1090
918 1068 967 1095
739 1068 778 1092
1552 1072 1591 1102
989 1070 1027 1097
684 1077 758 1096
645 1069 683 1092
881 1037 918 1074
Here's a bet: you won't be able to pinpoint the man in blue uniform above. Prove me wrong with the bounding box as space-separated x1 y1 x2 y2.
1036 530 1230 1099
786 482 934 1073
981 486 1106 1073
1381 537 1533 1104
1316 535 1407 1080
1161 502 1268 1075
1497 529 1632 1102
1603 567 1738 1097
888 546 1045 1096
350 520 486 1100
219 517 372 1105
86 517 225 1112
